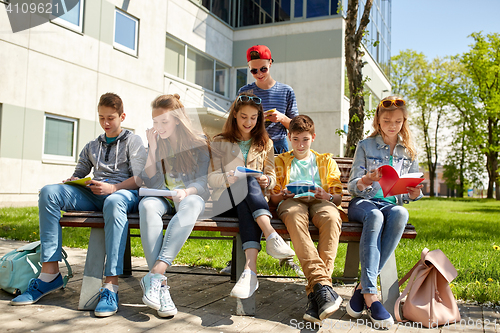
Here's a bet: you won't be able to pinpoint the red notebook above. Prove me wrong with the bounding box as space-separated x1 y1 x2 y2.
378 165 424 197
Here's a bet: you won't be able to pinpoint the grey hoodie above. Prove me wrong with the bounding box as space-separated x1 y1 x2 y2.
72 129 147 185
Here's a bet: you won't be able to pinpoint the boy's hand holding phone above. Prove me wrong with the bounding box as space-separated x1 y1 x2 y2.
264 109 281 123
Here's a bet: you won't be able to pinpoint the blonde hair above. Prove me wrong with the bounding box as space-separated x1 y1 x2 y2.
369 95 417 160
151 94 208 175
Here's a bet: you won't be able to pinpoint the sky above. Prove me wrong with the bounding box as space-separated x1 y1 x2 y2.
391 0 500 60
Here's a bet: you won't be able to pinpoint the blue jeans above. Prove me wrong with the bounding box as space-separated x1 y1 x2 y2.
214 177 272 251
272 138 289 154
139 195 205 269
348 197 409 295
38 184 139 276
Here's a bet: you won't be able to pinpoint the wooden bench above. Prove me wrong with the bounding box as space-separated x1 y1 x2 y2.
59 157 417 316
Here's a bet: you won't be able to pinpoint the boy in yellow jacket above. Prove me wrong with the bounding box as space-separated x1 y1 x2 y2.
270 115 343 323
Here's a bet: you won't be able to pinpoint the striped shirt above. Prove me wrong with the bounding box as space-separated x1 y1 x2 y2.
238 82 298 141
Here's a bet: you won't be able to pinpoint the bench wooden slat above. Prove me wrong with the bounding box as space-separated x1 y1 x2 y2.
60 212 416 239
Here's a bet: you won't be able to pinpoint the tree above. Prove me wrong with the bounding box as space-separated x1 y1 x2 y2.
390 51 452 197
441 60 485 198
344 0 373 157
461 32 500 199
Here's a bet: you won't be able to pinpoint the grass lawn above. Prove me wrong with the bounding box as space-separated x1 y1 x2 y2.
0 197 499 304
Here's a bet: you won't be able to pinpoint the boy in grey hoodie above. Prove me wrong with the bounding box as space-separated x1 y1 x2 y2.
11 93 147 317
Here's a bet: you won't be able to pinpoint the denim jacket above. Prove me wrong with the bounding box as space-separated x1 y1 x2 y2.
348 135 423 205
141 142 211 201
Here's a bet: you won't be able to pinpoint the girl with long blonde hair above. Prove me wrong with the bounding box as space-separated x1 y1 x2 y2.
346 96 423 327
139 94 210 318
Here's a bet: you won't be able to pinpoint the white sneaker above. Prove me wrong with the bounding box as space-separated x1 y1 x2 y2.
230 270 259 299
266 236 295 259
140 272 164 310
157 283 177 317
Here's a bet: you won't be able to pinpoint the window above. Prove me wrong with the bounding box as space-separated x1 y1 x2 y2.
187 49 214 91
202 0 234 25
43 114 78 162
236 68 248 93
307 0 329 18
275 0 291 22
51 0 85 33
215 63 229 96
165 36 229 97
114 9 139 56
165 38 185 78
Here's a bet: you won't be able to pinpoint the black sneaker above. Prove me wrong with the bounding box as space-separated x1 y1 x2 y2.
303 291 321 323
313 283 343 320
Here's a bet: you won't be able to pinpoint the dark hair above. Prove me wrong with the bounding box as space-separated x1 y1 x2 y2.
217 92 269 152
151 94 209 175
289 115 315 136
249 51 273 63
98 93 124 115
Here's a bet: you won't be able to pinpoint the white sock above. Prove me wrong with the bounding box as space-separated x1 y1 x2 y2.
243 268 257 276
266 232 279 241
39 272 59 283
103 283 119 293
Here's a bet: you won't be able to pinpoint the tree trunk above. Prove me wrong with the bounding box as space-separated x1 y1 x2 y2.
428 162 436 197
344 0 373 157
485 117 500 199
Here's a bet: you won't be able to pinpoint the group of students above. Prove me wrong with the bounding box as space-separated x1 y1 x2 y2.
10 45 422 327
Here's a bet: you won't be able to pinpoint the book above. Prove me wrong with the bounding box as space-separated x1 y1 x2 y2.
139 188 178 197
286 181 317 195
377 165 424 197
63 177 92 186
234 166 263 179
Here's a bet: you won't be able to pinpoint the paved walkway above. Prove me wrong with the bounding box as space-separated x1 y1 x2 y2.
0 239 498 332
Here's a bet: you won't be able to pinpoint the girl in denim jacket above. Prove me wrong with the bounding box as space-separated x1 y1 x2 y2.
346 96 423 328
139 94 210 318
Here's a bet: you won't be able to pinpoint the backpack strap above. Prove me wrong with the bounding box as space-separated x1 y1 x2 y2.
394 248 429 322
398 248 429 287
60 248 73 288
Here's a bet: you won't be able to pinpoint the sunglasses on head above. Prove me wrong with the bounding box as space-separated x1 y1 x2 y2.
237 95 262 105
250 67 269 75
379 99 406 108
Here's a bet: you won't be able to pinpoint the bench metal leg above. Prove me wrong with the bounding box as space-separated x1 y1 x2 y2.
380 251 399 317
121 229 132 277
343 241 360 281
78 227 106 310
235 234 255 316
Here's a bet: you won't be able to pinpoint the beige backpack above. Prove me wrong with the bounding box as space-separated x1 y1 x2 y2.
394 248 461 328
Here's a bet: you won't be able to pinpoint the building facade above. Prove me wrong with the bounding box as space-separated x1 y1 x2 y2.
0 0 391 206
